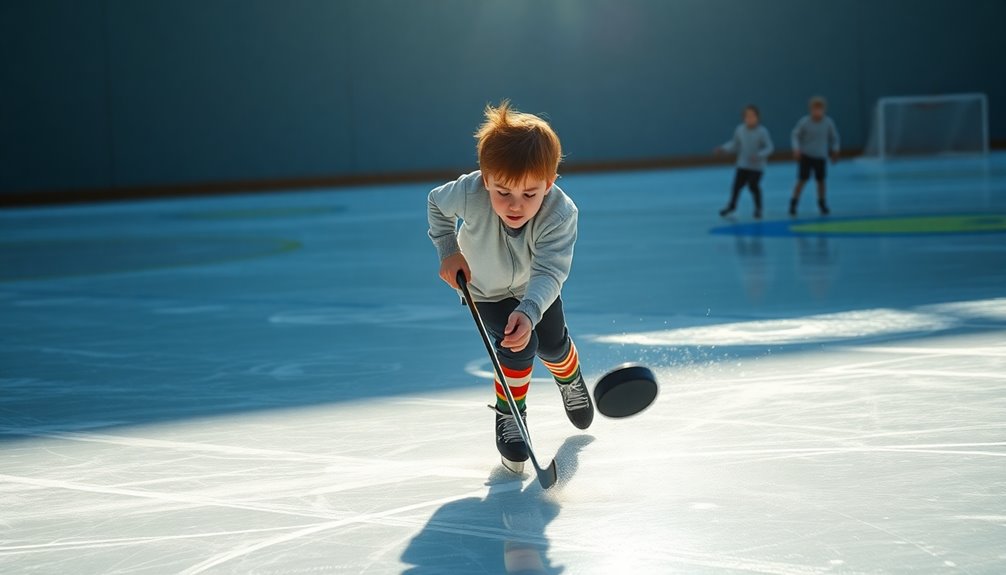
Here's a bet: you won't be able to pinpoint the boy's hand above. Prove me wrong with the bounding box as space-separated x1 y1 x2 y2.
713 147 723 156
831 152 839 163
501 311 532 352
439 253 471 289
793 150 802 160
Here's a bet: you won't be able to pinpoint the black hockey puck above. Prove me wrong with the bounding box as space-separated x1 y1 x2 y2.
593 364 658 418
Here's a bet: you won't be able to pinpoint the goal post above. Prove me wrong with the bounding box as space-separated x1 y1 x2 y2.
863 93 989 160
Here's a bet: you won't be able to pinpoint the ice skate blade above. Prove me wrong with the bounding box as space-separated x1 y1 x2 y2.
501 457 525 474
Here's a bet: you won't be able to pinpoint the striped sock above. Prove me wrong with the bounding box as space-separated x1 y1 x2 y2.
495 365 532 413
542 341 581 385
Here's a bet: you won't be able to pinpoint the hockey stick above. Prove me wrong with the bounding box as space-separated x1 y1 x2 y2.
456 271 558 489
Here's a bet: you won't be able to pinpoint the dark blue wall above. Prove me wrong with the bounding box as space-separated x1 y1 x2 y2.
3 0 1005 195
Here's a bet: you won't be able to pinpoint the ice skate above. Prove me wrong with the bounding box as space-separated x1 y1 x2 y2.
557 373 594 430
493 406 528 473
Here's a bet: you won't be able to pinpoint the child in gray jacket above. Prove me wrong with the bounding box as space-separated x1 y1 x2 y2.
790 96 841 216
716 105 774 219
427 101 593 473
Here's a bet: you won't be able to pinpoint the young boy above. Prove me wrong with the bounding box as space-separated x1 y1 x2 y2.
427 101 594 473
790 96 840 216
715 105 774 219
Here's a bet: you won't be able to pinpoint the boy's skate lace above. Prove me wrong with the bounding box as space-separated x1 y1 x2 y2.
497 412 524 443
559 378 590 410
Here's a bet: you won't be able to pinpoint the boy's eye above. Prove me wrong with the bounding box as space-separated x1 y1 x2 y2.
497 190 510 197
523 193 535 199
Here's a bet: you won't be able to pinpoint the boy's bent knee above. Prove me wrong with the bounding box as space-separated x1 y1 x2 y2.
536 332 572 364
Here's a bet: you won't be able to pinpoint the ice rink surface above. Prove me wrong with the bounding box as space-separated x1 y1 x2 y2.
2 155 1005 574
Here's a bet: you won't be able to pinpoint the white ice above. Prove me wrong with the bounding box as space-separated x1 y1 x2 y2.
2 155 1005 574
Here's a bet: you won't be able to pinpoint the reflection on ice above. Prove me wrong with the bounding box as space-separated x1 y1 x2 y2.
402 436 593 575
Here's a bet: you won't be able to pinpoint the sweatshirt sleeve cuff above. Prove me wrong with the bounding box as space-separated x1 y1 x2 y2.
432 233 460 261
515 299 543 327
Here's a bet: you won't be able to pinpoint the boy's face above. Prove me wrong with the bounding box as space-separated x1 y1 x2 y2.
743 109 759 128
484 173 553 229
810 104 825 121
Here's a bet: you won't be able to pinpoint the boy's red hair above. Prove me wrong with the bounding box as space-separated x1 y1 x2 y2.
475 100 562 186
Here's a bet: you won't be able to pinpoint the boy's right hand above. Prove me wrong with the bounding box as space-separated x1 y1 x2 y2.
439 253 471 289
793 150 802 160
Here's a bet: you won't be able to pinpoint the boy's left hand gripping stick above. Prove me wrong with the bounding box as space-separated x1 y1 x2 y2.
456 270 559 489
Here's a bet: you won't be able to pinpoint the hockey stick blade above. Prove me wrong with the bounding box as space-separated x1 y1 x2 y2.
532 454 558 489
457 271 559 489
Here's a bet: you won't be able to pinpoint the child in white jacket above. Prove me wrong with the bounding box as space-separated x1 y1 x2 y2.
427 101 594 473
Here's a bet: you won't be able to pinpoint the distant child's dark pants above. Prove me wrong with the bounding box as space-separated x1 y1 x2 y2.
728 168 763 211
798 155 827 182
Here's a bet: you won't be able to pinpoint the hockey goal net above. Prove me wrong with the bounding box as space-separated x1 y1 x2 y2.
863 93 989 159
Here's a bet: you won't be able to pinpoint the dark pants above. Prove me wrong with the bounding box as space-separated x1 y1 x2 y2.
727 168 763 211
475 297 571 372
798 155 827 182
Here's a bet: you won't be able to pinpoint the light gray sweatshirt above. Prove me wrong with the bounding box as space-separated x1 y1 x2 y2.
721 124 774 171
791 115 840 159
427 170 577 327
